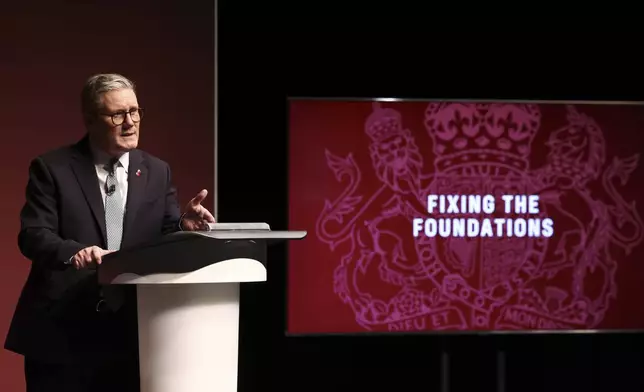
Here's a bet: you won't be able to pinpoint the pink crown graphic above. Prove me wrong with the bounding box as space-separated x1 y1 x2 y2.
424 102 541 172
364 102 404 142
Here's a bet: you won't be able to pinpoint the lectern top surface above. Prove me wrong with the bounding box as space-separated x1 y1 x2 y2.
206 222 270 231
196 230 307 240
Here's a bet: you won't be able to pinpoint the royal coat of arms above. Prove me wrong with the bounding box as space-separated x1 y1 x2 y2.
315 101 643 331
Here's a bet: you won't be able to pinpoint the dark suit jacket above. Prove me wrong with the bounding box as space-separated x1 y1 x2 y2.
5 135 182 363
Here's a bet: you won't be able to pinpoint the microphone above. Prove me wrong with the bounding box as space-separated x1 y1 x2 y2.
106 184 116 196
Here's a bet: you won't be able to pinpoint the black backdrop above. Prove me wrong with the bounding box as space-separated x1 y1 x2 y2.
216 13 644 392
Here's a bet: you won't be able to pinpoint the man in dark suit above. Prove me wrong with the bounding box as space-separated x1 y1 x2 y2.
4 73 215 392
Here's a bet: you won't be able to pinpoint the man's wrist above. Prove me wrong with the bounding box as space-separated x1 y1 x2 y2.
178 212 188 231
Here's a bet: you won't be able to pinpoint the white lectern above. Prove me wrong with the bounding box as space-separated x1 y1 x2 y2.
97 223 306 392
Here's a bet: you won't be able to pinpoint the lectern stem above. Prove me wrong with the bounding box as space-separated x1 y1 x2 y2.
137 282 241 392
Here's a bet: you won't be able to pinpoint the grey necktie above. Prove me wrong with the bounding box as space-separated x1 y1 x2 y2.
105 158 124 251
100 158 125 312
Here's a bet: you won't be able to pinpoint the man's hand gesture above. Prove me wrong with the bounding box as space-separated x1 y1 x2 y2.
180 189 216 231
72 246 114 270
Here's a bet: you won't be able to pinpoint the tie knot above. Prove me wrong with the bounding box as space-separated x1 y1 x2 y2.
105 158 120 174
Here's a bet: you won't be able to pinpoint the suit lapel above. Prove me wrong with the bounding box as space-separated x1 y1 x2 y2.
122 149 147 248
70 137 107 246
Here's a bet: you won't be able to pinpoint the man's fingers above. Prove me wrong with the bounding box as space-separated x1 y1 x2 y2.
90 248 102 265
73 252 85 270
202 208 216 223
190 189 208 206
75 255 87 270
70 246 113 270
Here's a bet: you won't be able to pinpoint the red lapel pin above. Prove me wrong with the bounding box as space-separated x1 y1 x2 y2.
136 169 141 177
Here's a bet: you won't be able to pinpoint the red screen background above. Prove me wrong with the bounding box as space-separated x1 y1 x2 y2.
0 4 214 390
288 99 644 334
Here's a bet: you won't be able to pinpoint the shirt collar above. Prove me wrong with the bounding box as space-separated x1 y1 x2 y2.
91 145 130 173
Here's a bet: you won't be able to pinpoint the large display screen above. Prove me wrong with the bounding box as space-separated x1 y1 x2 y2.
287 99 644 334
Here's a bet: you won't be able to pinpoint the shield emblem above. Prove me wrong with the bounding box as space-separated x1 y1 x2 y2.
416 170 549 310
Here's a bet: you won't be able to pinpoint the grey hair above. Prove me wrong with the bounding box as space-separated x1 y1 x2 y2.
81 73 136 116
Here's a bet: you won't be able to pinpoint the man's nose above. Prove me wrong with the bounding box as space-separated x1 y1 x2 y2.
122 113 135 128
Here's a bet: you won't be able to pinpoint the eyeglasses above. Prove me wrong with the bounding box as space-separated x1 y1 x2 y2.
100 108 145 126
